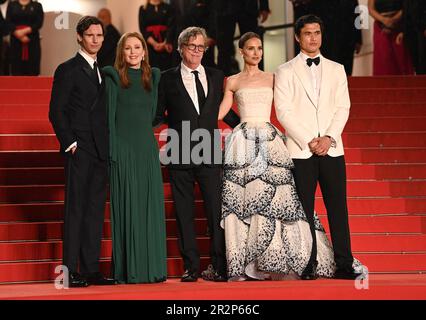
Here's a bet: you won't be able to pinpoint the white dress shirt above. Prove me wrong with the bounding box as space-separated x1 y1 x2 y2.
78 49 102 84
180 62 208 114
65 50 102 152
299 52 322 105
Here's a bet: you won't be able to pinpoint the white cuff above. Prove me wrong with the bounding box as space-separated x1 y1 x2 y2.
65 141 77 152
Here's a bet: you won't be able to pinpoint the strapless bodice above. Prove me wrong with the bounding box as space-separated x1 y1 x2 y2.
234 87 273 123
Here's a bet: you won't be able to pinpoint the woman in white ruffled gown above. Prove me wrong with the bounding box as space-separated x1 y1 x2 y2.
218 32 364 281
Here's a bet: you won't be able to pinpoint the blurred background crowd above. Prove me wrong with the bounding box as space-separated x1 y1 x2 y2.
0 0 425 76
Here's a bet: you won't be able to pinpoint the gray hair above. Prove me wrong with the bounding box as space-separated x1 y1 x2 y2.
177 26 207 55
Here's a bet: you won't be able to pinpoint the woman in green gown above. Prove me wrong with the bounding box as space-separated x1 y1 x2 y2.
103 32 167 283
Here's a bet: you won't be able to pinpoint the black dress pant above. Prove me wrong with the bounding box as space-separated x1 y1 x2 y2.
217 13 260 76
168 166 226 275
292 155 354 270
63 147 108 275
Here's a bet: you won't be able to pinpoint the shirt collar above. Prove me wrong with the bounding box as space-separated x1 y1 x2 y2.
78 49 97 68
181 62 205 77
299 52 322 63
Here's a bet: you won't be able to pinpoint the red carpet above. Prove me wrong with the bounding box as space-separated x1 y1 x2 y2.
0 274 424 300
0 76 425 296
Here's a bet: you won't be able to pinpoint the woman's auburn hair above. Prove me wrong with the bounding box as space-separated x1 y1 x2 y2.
114 32 152 91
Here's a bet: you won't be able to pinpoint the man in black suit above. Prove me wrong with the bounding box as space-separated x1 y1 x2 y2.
0 0 8 75
97 8 120 67
171 0 218 68
216 0 270 75
400 0 426 74
155 26 239 282
49 16 115 288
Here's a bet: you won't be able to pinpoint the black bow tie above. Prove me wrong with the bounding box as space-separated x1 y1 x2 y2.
306 57 320 67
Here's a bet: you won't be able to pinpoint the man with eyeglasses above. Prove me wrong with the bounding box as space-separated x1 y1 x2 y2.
49 16 115 288
155 26 240 283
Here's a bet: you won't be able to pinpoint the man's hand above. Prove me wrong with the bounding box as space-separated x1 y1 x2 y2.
396 32 404 45
355 42 362 54
206 37 216 48
259 10 270 23
308 138 319 152
71 146 77 155
309 136 332 156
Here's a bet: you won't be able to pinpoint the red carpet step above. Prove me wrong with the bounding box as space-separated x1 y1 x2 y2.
2 131 426 151
349 75 426 87
345 117 426 132
0 76 52 89
1 274 425 300
2 87 425 105
349 88 426 103
1 253 425 284
0 197 424 223
0 216 424 242
1 163 426 185
3 116 426 135
1 235 425 263
1 180 425 202
2 148 426 167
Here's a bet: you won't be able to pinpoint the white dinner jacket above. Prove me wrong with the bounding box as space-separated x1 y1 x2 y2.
274 55 351 159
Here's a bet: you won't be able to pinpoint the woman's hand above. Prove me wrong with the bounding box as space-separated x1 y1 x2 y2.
154 42 165 52
20 35 30 44
164 43 173 53
381 16 394 29
13 29 25 39
396 32 404 45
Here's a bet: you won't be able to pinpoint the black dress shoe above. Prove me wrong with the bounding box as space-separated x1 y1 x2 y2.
213 273 228 282
201 264 227 282
85 272 117 285
181 270 198 282
301 262 318 280
334 268 364 280
68 272 89 288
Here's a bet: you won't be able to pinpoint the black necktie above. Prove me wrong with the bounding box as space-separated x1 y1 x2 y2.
306 56 320 67
191 70 206 111
93 61 100 85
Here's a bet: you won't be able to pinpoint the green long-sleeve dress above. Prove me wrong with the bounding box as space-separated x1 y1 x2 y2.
103 66 167 283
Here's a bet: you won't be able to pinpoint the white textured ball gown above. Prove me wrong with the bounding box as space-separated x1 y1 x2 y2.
220 87 364 281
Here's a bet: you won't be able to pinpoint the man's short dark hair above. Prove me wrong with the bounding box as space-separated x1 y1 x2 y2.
295 14 324 37
76 16 104 36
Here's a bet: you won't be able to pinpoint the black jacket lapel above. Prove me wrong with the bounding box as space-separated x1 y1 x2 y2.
75 53 100 88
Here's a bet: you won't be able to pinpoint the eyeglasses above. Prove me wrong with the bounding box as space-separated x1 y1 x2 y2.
184 44 207 52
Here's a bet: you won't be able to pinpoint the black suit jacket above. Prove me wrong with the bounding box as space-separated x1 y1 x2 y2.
0 0 8 37
216 0 269 16
97 24 121 67
154 65 239 169
49 53 108 160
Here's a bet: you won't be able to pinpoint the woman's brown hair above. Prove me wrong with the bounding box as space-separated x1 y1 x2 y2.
114 32 152 91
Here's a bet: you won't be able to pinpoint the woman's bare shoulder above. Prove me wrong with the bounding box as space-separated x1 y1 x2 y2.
225 73 241 91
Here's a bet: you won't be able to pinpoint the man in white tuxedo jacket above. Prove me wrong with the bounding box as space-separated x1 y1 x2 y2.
274 14 361 280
